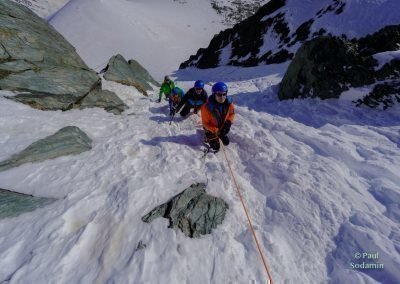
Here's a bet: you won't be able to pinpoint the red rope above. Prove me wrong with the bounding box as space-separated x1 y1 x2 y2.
221 142 274 284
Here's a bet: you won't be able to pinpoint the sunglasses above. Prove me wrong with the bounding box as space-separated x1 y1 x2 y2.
215 92 227 97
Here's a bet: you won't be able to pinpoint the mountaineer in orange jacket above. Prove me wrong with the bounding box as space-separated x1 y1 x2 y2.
201 82 235 152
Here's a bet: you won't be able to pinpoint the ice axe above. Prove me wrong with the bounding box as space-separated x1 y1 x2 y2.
169 113 175 125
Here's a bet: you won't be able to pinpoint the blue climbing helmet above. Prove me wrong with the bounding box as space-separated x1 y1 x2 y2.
212 82 228 93
194 80 205 89
172 87 180 95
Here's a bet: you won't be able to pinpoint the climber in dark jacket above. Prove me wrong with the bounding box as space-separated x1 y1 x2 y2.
173 80 208 117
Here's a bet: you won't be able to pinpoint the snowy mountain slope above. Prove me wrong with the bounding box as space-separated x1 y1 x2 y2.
1 0 400 283
44 0 269 81
181 0 400 68
47 0 225 81
14 0 269 26
1 64 400 283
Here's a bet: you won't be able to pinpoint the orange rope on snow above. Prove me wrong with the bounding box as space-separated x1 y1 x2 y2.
193 117 274 283
220 142 274 284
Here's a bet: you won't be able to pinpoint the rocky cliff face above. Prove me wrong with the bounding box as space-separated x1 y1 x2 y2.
180 0 400 69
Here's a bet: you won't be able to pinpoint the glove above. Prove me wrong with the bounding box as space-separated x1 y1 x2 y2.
219 120 231 137
193 107 198 114
205 130 218 142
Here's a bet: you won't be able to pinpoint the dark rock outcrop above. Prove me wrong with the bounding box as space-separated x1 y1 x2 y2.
142 183 229 238
102 54 158 96
357 25 400 57
210 0 266 26
355 81 400 110
0 126 92 172
278 36 376 100
0 0 100 110
0 188 55 219
278 25 400 108
181 0 288 69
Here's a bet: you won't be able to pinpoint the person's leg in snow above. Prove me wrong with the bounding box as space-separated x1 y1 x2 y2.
205 131 220 152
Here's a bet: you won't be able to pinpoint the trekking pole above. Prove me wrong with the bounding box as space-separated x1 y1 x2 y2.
169 114 175 125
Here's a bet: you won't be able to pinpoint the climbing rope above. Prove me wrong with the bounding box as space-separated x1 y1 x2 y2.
192 116 274 283
220 142 274 284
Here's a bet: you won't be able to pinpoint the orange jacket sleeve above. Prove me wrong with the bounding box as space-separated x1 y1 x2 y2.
201 104 218 134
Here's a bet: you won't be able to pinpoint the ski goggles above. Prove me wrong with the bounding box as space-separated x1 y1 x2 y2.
215 92 227 97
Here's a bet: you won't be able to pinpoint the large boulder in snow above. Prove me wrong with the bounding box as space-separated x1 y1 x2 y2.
0 188 55 219
9 86 129 114
102 54 158 96
128 59 160 88
279 25 400 108
0 126 92 172
76 89 128 115
142 183 229 238
0 0 106 110
278 36 376 100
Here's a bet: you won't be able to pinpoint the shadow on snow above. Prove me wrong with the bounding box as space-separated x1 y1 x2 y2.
233 85 400 130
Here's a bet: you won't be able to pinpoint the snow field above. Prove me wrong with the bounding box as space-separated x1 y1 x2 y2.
49 0 225 81
0 62 400 283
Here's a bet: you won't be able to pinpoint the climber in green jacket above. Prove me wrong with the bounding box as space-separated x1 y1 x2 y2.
158 75 175 102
